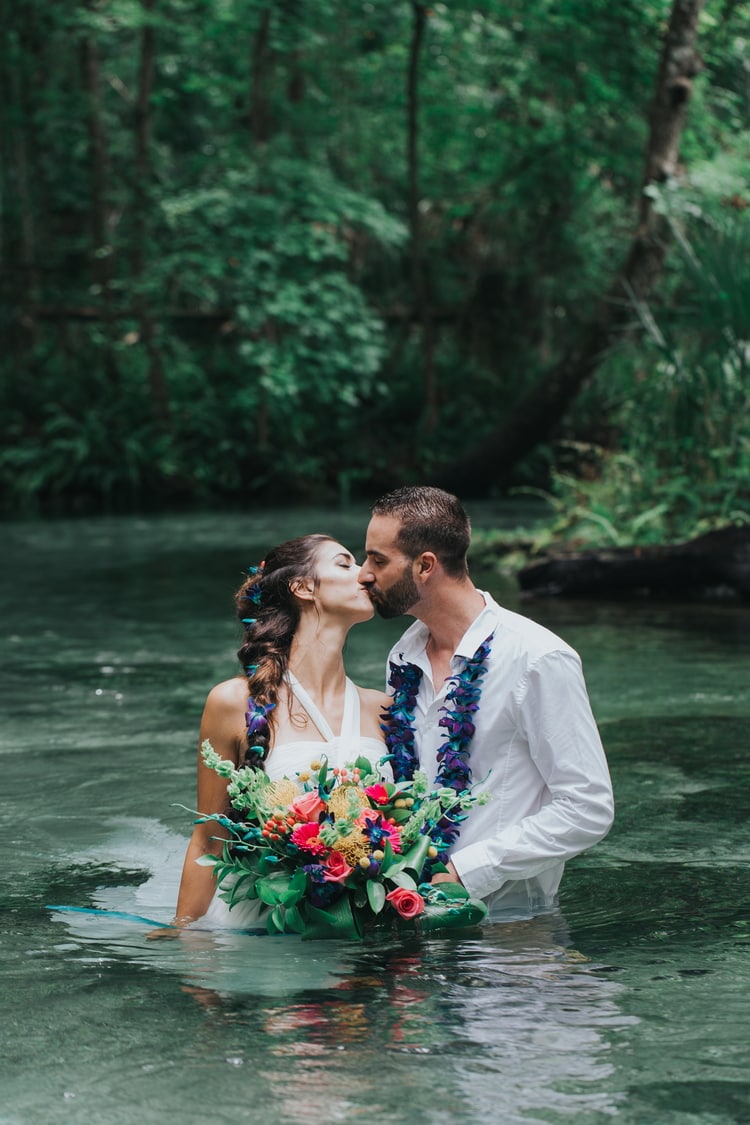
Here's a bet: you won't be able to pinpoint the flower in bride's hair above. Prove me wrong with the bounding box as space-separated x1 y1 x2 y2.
290 822 328 856
244 562 265 606
246 698 275 738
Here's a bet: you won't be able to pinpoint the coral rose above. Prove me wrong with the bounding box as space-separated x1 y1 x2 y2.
291 790 325 821
322 850 354 884
385 888 425 920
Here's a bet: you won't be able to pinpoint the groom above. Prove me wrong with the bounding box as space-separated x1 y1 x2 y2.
358 485 614 920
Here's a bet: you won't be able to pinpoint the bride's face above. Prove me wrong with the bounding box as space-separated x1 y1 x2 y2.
310 540 375 623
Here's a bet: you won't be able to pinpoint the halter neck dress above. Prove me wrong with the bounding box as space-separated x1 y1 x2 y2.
193 675 387 931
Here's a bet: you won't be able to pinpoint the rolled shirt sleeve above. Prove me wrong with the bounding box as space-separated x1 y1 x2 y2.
451 650 614 905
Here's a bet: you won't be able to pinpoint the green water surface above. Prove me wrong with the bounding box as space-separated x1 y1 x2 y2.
1 510 748 1125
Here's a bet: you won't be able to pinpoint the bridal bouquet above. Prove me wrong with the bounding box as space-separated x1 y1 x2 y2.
195 741 489 940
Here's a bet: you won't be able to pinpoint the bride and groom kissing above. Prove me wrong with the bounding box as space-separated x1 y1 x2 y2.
172 485 614 931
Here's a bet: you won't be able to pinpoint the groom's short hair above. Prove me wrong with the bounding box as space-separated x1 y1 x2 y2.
371 486 471 577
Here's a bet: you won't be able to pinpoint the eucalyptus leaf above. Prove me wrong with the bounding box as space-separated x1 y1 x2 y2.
366 880 386 915
389 870 417 891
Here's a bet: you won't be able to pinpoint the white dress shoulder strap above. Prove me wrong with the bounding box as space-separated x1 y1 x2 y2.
286 674 360 746
287 673 337 742
340 678 360 746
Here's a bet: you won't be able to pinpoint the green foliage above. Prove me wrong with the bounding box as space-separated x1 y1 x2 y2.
530 446 747 552
1 0 749 516
527 200 750 551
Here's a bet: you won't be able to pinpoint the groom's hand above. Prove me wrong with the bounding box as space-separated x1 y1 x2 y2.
431 859 462 885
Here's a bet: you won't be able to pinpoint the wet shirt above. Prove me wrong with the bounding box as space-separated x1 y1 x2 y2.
386 593 614 919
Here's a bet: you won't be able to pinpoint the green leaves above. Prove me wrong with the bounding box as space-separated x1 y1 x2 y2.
255 868 307 909
5 0 744 514
366 880 386 915
301 898 363 941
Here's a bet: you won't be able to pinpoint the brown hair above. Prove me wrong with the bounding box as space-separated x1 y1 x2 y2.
235 533 335 768
371 486 471 578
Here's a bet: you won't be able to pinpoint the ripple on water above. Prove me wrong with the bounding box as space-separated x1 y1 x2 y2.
2 513 749 1125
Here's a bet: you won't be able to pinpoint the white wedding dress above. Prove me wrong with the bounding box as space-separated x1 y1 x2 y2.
192 676 387 931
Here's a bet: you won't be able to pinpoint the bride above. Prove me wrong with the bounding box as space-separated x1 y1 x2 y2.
173 533 390 930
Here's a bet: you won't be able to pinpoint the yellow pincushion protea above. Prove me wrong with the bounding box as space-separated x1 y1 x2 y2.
265 778 300 809
333 829 370 866
326 784 367 819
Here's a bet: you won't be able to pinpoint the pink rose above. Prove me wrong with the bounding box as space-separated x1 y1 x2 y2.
365 783 390 805
385 888 425 920
292 790 325 821
290 822 327 856
322 850 354 884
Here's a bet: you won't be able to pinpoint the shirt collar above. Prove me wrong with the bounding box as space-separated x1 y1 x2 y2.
395 591 499 665
453 592 498 660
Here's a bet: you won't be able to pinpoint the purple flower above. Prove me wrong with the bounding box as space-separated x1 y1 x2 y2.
302 864 328 883
385 634 493 819
439 716 476 738
245 697 276 738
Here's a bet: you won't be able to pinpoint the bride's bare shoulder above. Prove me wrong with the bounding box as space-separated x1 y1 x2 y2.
204 676 248 714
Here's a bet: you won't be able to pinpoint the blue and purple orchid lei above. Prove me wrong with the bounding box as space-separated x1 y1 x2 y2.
382 633 494 859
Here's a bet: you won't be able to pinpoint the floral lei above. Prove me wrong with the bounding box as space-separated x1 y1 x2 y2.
382 633 494 860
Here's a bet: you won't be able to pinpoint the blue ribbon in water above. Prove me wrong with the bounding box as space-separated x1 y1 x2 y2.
46 905 174 928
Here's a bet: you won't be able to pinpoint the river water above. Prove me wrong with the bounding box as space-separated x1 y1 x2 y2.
2 509 749 1125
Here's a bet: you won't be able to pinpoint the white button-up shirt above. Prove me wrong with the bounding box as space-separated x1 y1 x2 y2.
386 593 614 920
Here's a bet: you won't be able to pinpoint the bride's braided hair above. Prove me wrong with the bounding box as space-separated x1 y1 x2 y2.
235 534 335 770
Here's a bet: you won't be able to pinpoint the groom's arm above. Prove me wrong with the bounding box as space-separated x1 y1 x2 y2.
447 650 614 901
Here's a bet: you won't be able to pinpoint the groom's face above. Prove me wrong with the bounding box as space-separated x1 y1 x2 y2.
359 515 420 619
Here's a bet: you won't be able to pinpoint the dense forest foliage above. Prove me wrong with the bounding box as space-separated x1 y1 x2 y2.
1 0 748 538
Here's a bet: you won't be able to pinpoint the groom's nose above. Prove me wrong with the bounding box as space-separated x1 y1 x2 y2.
358 561 373 586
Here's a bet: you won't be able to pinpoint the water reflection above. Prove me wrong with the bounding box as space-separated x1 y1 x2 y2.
4 512 750 1125
50 903 633 1123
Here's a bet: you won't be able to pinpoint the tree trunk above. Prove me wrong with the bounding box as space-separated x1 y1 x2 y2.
518 526 750 601
249 9 272 141
435 0 706 494
133 0 170 425
81 31 119 386
407 1 437 433
4 31 37 348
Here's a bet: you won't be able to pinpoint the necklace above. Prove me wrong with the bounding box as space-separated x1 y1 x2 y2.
383 633 494 858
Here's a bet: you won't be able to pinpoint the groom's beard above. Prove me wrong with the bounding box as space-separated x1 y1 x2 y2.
370 565 420 619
